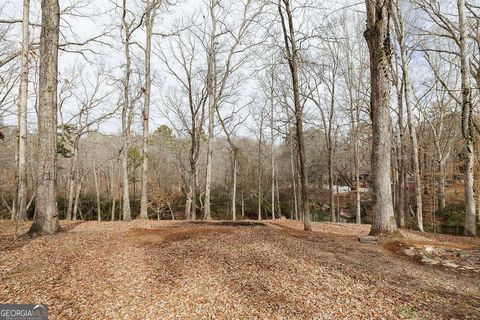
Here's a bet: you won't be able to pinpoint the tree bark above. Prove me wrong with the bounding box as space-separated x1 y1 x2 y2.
328 145 335 222
73 178 82 221
185 188 192 220
232 149 237 221
270 81 275 220
241 191 244 218
204 0 217 221
29 0 60 235
257 117 263 220
276 175 282 217
278 0 311 231
121 0 132 221
66 148 78 220
396 80 406 228
458 0 476 236
111 165 116 221
364 0 397 235
93 164 101 221
289 133 298 220
140 1 157 219
438 160 446 209
16 0 30 221
392 1 424 231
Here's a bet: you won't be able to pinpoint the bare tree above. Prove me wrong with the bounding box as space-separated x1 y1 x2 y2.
15 0 30 221
60 67 114 221
140 0 164 219
414 0 478 235
364 0 397 235
416 56 460 211
458 0 476 236
392 0 424 231
160 29 208 220
217 100 249 221
278 0 312 231
340 17 368 224
29 0 60 235
202 0 265 220
120 0 145 221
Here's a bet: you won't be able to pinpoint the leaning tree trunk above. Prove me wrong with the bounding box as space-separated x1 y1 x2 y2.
392 2 424 231
29 0 60 235
458 0 476 236
279 0 312 231
16 0 30 221
364 0 397 235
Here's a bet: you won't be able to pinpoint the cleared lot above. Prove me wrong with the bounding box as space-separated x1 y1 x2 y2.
0 220 479 319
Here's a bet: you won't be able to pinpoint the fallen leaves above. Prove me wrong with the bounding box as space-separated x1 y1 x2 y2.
0 220 478 319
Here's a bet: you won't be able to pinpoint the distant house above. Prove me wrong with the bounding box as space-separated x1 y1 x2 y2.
322 185 351 194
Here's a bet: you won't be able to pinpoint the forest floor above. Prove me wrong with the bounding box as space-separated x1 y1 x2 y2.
0 219 479 320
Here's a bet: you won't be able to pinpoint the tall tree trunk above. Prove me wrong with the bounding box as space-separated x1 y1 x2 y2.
93 164 101 221
438 160 446 210
190 163 198 220
328 145 335 222
73 179 82 221
16 0 30 221
140 2 155 219
204 0 217 221
392 2 423 231
364 0 397 235
121 0 132 221
232 149 237 221
111 165 116 221
111 198 116 221
185 186 192 220
351 93 362 224
396 81 406 228
257 121 263 220
269 67 276 220
241 191 244 218
276 175 282 218
279 0 311 231
121 128 131 221
29 0 60 235
289 134 298 220
270 112 275 220
458 0 476 236
66 149 78 220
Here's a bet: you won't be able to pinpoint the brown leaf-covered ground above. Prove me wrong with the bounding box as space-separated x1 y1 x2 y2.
0 219 479 319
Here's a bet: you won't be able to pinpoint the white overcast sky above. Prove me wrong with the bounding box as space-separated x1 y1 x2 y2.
0 0 367 137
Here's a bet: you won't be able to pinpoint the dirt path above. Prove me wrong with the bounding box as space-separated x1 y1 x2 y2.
0 220 479 319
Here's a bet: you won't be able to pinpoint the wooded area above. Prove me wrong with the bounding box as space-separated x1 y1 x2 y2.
1 0 479 236
0 0 479 318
